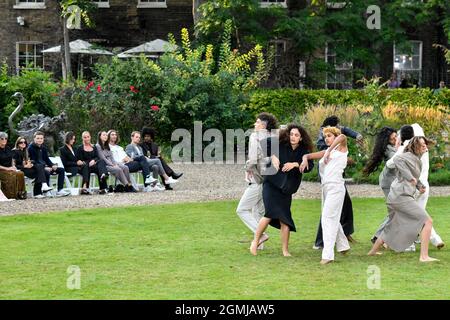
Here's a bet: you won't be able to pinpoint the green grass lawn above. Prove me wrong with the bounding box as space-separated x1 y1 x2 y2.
0 197 449 300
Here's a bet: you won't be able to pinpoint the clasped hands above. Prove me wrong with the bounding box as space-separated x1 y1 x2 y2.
271 155 299 172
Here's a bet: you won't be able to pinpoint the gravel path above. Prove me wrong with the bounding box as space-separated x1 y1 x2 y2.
1 163 449 216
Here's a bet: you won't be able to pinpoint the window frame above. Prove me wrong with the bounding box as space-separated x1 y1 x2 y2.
13 0 46 10
92 0 110 8
393 41 422 71
15 41 45 74
325 42 353 89
259 0 287 8
137 0 168 9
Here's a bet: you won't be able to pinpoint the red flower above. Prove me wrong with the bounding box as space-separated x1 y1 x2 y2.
97 85 102 93
150 105 160 111
86 81 94 91
130 85 139 93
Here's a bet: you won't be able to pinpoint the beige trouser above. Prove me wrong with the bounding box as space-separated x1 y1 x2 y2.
236 183 265 233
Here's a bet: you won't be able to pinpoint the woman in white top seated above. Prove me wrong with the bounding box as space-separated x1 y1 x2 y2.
300 127 350 265
96 131 137 193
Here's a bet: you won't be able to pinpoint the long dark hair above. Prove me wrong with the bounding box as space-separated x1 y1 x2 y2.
363 126 396 175
279 124 313 153
97 131 110 151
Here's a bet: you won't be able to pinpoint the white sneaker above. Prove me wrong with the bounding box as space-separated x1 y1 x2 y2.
165 177 179 185
404 244 416 252
143 186 154 192
41 184 53 192
34 194 45 199
145 175 156 184
153 183 166 191
56 190 70 197
312 245 323 250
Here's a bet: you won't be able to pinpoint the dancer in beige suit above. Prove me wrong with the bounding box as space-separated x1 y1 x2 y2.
368 137 439 262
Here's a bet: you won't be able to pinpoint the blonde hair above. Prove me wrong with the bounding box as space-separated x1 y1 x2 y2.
404 136 431 156
323 126 341 137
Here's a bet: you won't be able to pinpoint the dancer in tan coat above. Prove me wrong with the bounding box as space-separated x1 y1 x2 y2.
368 137 439 262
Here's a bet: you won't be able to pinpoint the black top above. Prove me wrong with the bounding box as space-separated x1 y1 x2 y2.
262 137 314 195
60 145 78 169
76 144 100 163
0 146 14 168
12 149 30 170
141 141 158 158
28 143 54 167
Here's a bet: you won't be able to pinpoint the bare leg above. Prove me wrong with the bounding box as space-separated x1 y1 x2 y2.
280 222 291 257
368 237 385 256
420 218 439 262
250 217 271 256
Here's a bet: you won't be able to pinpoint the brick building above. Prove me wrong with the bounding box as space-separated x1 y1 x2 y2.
0 0 448 88
0 0 194 77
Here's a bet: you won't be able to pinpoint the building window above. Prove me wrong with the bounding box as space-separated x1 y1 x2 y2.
326 1 347 9
260 0 287 8
92 0 110 8
325 42 353 89
13 0 46 9
137 0 167 9
393 41 422 86
270 40 287 68
16 42 44 74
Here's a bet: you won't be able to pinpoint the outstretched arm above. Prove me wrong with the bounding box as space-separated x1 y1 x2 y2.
299 150 326 173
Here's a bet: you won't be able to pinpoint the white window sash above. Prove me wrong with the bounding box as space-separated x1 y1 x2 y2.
137 0 167 9
14 0 46 9
92 1 110 8
260 1 287 8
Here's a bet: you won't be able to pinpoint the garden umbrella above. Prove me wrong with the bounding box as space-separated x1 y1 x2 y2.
117 39 177 58
42 39 114 55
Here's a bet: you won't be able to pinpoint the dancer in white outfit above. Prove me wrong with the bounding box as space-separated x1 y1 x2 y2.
236 113 278 249
385 124 444 249
300 127 350 264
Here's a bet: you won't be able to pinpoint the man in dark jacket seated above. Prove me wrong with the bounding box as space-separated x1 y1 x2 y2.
28 131 70 197
141 127 182 190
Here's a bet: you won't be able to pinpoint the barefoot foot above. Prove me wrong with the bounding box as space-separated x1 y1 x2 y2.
250 240 258 256
367 251 382 256
282 251 291 257
258 233 269 246
419 257 439 262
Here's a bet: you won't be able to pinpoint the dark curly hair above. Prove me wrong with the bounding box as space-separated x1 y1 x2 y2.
279 123 313 153
322 115 339 127
141 127 156 140
399 125 414 143
363 126 396 176
257 112 278 131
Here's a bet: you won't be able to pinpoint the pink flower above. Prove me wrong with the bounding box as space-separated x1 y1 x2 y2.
150 105 160 111
97 85 102 93
86 81 94 91
130 85 139 93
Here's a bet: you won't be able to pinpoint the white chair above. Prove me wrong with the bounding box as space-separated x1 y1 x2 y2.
49 156 74 191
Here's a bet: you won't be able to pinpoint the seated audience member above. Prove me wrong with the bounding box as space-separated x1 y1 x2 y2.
13 136 52 198
75 131 109 195
141 127 183 190
28 131 70 197
126 131 178 188
60 132 91 195
0 131 26 200
96 131 137 193
107 129 162 192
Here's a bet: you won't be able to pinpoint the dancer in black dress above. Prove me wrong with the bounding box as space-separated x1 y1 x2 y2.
250 124 314 257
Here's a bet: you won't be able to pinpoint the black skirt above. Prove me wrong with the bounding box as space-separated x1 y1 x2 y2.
263 181 296 232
